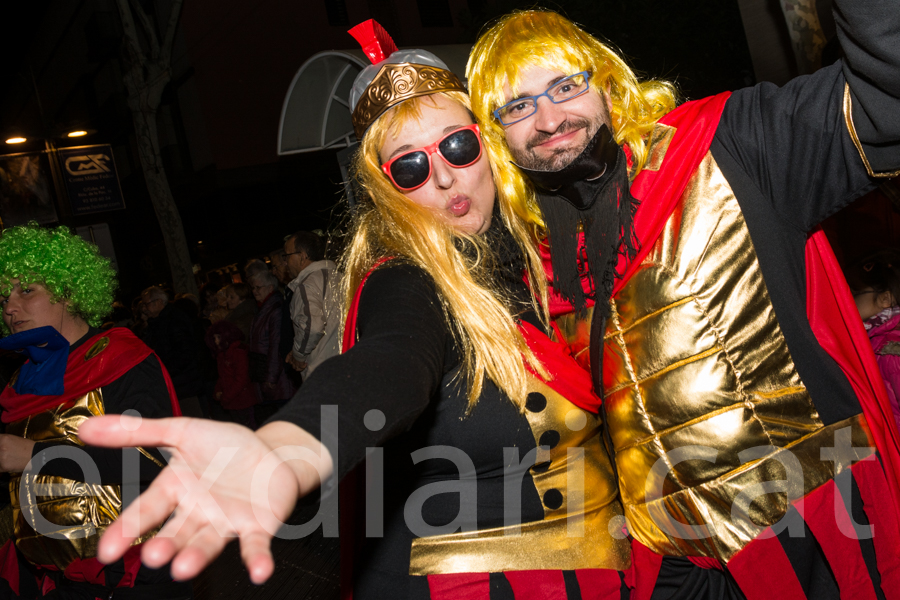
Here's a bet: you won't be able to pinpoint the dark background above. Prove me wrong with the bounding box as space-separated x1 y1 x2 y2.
3 0 891 307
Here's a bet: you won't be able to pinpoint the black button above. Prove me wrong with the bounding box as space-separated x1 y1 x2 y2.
543 489 563 510
525 392 547 412
539 430 560 449
531 461 551 473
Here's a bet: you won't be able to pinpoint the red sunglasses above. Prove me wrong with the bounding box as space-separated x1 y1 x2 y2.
381 124 483 191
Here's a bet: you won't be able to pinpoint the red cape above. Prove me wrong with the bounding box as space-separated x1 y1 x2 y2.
0 328 182 422
0 328 181 589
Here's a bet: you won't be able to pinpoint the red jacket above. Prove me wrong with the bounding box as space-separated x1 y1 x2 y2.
213 341 259 410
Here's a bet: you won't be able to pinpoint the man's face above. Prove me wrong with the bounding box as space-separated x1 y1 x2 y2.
501 65 611 171
141 293 165 319
1 280 69 335
270 255 289 284
284 239 307 280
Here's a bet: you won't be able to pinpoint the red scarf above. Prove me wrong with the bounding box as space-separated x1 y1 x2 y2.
0 328 182 423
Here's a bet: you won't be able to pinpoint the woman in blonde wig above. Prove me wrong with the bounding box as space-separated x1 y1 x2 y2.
79 20 630 599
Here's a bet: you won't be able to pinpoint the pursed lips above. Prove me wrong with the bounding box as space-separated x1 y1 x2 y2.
448 195 471 217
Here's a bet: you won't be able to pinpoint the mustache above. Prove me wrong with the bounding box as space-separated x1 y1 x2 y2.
525 117 593 151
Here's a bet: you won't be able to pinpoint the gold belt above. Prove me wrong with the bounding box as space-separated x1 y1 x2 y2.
409 501 631 575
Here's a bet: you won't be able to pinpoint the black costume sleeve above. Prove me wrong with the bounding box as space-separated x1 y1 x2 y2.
837 0 900 173
713 0 900 232
270 263 451 481
31 354 171 485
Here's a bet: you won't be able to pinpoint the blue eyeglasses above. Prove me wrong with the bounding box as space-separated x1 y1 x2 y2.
493 72 592 126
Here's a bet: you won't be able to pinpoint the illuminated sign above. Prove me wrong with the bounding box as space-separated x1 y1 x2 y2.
57 145 125 215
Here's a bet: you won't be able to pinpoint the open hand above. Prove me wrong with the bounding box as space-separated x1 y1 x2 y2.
78 416 330 583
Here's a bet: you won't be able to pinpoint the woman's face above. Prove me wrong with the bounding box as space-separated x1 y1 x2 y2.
379 95 495 235
1 280 69 335
225 289 241 310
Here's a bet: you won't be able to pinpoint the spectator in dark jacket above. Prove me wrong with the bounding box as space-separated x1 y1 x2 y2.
248 271 297 424
140 286 203 417
270 247 302 387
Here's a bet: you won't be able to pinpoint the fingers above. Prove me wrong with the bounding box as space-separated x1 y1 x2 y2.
169 525 233 581
79 414 190 448
97 469 188 564
239 531 276 584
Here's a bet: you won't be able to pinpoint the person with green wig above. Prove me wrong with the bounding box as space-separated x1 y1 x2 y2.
0 223 192 599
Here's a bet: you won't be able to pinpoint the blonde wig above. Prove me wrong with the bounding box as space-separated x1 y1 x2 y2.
344 90 549 411
466 9 678 227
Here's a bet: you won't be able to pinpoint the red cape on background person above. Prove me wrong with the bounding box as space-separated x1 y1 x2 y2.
0 327 182 422
0 327 182 594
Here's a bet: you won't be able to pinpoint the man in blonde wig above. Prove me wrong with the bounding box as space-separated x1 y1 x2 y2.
468 6 900 599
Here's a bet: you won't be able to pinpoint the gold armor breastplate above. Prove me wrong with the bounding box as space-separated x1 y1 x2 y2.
558 149 873 561
409 371 631 574
7 390 155 569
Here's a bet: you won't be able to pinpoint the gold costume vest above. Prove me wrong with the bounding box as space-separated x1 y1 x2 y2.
409 371 631 574
6 389 156 570
557 137 874 561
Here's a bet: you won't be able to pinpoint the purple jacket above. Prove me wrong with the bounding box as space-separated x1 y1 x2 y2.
867 309 900 434
249 291 297 403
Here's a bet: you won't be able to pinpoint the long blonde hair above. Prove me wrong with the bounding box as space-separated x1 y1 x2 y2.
342 90 549 411
467 9 678 228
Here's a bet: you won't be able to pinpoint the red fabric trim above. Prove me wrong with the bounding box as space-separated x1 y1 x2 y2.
339 257 394 599
117 545 144 588
520 320 602 412
504 570 568 600
574 569 623 600
853 456 900 590
40 574 56 595
728 530 806 600
805 231 900 515
62 555 106 585
155 350 182 417
795 478 878 600
0 540 20 596
626 540 664 600
426 572 491 599
342 258 393 353
686 557 723 571
614 92 731 294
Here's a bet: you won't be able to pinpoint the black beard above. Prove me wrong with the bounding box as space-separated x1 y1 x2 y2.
516 124 640 319
514 116 602 171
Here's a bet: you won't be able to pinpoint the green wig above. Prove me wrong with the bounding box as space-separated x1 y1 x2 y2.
0 222 117 333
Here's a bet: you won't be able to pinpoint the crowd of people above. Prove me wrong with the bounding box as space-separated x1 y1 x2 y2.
0 2 899 600
0 226 343 598
112 230 343 430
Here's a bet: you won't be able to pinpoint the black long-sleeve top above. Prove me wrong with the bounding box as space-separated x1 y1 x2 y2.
273 261 549 599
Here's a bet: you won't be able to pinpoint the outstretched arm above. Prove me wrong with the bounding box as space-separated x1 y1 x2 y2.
78 416 332 584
